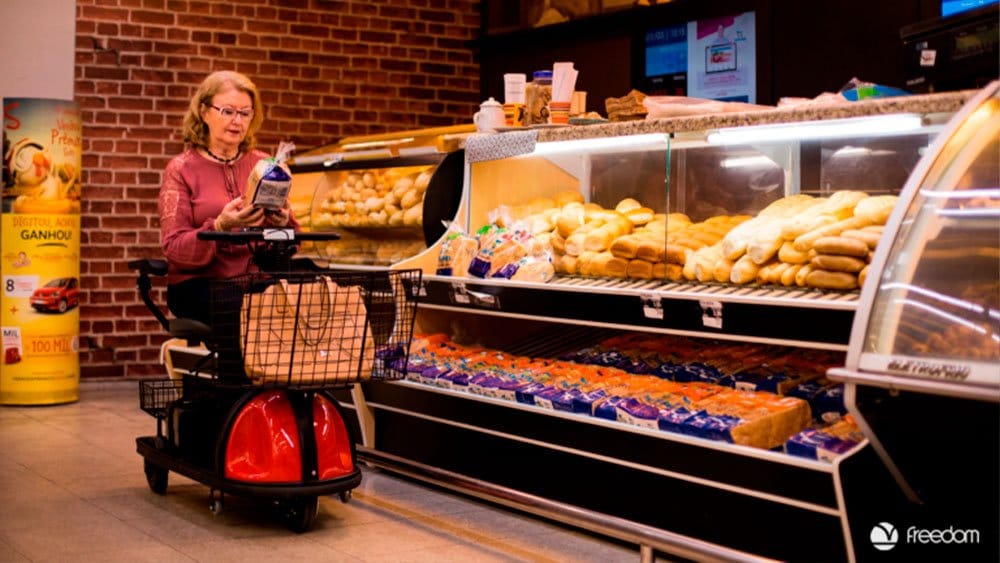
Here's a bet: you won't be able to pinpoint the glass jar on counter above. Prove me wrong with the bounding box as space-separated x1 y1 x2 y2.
525 70 552 126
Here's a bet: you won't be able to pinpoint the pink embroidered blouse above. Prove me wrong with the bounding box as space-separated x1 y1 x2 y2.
158 148 296 285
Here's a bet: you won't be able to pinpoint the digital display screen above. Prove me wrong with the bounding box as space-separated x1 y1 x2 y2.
645 24 687 77
942 0 998 17
642 11 757 103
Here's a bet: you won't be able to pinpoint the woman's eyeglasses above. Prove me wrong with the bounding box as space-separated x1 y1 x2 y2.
209 105 254 120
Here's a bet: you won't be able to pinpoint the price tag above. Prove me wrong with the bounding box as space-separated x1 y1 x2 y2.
700 300 723 329
450 283 471 304
641 293 663 320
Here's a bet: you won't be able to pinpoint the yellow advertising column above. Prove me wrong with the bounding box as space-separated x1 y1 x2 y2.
1 98 82 405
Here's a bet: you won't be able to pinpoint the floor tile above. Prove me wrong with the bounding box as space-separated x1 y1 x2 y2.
0 381 654 563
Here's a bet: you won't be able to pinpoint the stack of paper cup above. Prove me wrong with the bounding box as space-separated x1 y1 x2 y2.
549 62 578 124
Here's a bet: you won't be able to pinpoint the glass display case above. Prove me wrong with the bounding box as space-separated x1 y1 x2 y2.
345 89 989 562
287 125 472 267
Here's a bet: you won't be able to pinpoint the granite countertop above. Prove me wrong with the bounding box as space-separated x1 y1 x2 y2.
476 90 979 147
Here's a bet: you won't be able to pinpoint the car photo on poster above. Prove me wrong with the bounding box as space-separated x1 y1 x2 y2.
30 277 79 314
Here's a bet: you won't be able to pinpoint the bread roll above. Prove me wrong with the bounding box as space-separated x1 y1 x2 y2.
853 195 898 225
559 254 578 275
795 264 814 287
858 264 870 287
793 216 872 252
637 238 667 263
610 234 640 259
665 243 691 265
549 232 566 254
714 258 735 284
780 263 802 286
690 244 723 282
555 190 585 207
806 269 858 291
586 251 615 277
840 229 882 249
811 254 867 273
625 207 655 226
730 254 760 284
664 262 682 281
653 262 668 280
627 259 653 279
584 227 616 252
747 220 790 265
556 211 585 238
614 197 642 213
813 236 869 258
605 257 629 278
564 232 586 256
778 241 811 264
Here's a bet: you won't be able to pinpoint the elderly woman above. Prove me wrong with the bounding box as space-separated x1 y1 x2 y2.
158 70 296 324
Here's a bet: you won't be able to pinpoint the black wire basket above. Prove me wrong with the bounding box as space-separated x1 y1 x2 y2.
138 378 185 418
208 268 421 388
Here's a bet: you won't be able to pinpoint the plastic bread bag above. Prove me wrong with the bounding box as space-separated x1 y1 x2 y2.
245 141 295 211
469 228 530 278
436 221 479 277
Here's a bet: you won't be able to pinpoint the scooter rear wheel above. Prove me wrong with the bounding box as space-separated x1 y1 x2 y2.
144 459 168 495
280 497 318 533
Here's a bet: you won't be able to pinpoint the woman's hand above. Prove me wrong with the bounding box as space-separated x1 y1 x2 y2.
215 197 265 231
263 201 292 228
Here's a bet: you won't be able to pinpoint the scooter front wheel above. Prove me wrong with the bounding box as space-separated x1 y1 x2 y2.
144 459 168 495
280 497 318 533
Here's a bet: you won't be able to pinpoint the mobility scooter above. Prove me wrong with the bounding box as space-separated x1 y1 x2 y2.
130 229 420 531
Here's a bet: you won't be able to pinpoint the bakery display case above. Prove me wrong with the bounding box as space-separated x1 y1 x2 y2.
336 90 988 561
287 125 472 267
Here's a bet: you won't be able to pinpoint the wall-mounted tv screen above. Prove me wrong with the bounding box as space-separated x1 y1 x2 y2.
941 0 998 17
642 11 757 103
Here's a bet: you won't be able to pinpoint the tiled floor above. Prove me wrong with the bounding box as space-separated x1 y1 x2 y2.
0 381 645 562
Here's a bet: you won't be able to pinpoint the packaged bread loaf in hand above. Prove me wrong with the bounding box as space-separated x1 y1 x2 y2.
246 141 295 211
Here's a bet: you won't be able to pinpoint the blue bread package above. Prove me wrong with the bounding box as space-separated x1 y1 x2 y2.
681 412 741 443
439 370 472 389
495 378 531 401
469 372 504 396
786 429 860 462
417 366 450 385
592 395 627 421
532 386 564 410
572 388 609 414
658 406 698 434
615 398 660 429
813 384 847 423
245 141 294 211
551 388 584 412
515 382 549 405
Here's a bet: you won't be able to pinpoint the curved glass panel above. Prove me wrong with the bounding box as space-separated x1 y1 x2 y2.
862 89 1000 386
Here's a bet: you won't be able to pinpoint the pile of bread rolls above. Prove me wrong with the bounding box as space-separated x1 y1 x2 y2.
313 167 432 228
492 189 897 291
712 191 896 290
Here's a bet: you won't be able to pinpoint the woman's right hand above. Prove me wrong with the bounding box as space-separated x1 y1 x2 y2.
215 197 264 231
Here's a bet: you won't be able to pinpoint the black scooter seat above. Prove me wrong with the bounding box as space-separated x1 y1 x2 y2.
169 318 212 342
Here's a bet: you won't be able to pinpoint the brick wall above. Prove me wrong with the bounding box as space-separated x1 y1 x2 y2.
75 0 482 378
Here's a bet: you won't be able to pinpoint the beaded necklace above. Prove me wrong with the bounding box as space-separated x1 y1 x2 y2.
205 148 241 164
